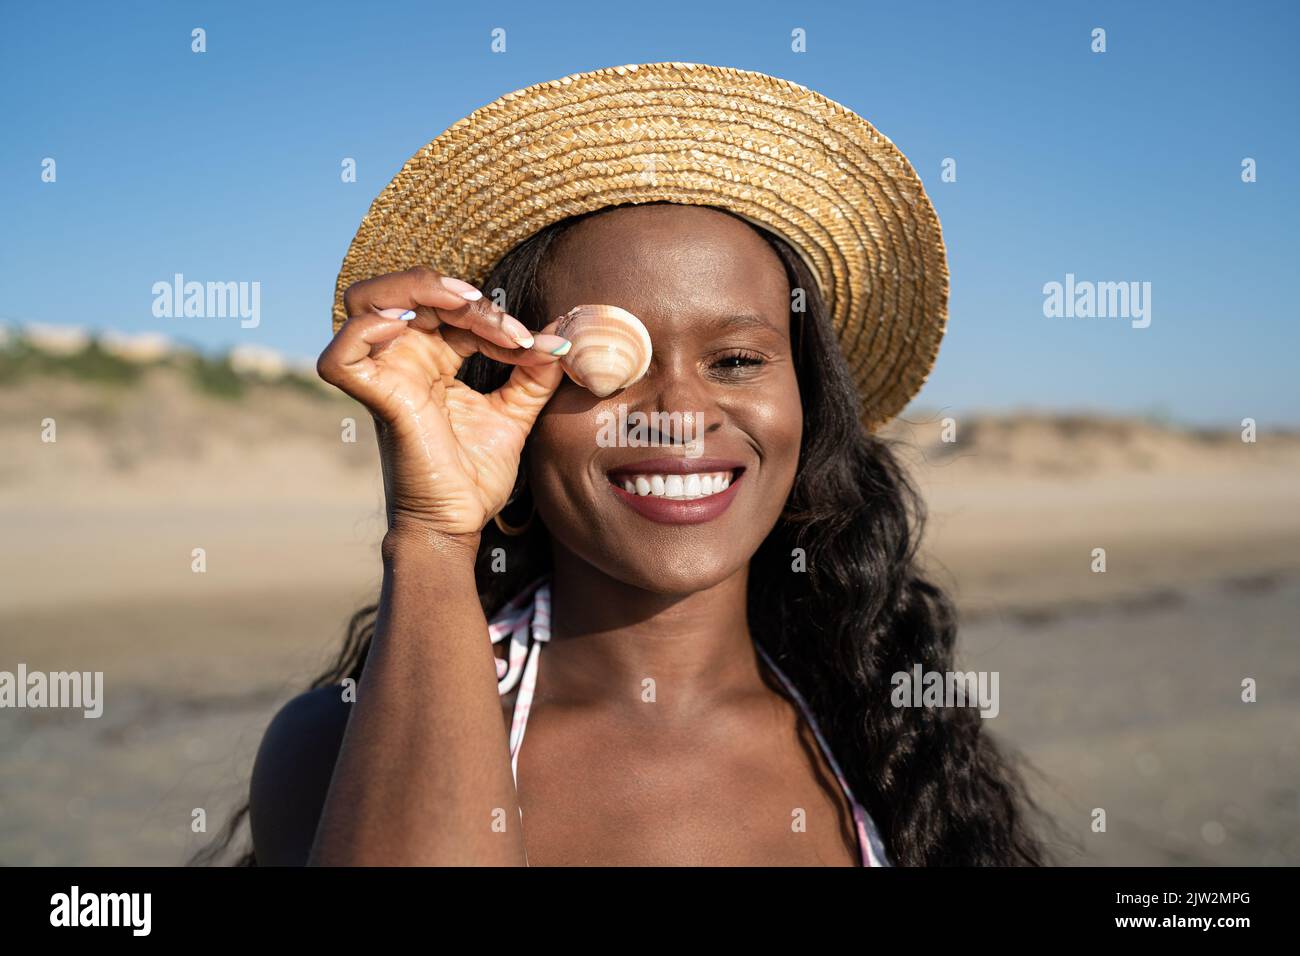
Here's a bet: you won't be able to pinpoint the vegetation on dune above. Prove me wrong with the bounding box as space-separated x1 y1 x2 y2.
0 338 144 387
0 332 330 401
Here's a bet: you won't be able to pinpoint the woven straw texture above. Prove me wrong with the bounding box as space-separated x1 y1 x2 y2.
332 61 948 428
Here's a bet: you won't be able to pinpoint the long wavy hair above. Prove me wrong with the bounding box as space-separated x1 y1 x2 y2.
194 202 1056 867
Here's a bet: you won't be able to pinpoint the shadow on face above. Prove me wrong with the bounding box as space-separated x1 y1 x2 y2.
526 203 804 595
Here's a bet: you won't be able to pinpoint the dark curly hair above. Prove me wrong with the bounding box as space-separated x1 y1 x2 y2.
193 202 1056 866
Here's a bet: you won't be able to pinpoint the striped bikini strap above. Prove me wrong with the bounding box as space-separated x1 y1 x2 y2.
753 643 892 868
488 577 552 785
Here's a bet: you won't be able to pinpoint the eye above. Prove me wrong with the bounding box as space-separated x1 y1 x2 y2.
709 349 767 375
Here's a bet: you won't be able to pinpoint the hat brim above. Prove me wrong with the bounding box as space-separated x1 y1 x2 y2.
332 61 948 429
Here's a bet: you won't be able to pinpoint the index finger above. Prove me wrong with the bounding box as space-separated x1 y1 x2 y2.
342 266 484 316
345 266 536 352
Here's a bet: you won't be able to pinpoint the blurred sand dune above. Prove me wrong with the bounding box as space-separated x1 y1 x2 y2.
1 351 1297 865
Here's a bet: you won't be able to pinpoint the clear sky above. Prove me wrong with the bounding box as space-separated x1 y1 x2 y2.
2 0 1296 426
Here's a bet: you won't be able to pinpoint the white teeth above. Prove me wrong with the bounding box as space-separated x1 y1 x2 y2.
612 471 736 501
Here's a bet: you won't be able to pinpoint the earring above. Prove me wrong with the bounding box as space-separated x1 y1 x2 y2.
493 481 535 536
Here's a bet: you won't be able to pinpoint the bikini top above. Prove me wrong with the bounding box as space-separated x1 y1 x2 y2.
488 576 892 867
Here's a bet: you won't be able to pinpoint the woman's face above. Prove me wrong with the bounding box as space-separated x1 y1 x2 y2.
527 204 803 595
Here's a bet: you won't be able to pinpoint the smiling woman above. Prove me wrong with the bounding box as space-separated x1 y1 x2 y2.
194 62 1052 868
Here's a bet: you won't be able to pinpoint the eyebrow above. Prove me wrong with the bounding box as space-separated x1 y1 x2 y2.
699 312 781 332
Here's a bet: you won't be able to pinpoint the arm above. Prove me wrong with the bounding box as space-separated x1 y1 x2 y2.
307 527 525 865
295 267 566 865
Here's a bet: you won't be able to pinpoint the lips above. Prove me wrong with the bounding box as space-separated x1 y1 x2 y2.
605 457 745 525
606 457 744 478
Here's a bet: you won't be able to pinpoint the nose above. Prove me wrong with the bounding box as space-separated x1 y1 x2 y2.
621 351 718 449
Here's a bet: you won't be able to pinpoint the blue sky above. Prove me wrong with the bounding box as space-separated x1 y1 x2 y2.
2 0 1296 425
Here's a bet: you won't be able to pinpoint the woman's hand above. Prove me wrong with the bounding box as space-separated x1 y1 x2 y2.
317 267 569 538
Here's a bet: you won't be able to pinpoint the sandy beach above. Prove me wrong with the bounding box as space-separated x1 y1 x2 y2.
2 360 1297 865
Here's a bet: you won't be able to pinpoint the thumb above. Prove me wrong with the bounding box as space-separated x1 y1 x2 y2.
489 317 568 430
492 358 565 430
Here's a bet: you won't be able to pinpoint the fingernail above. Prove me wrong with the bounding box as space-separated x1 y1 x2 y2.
378 308 417 321
532 334 571 356
501 315 535 348
440 276 483 301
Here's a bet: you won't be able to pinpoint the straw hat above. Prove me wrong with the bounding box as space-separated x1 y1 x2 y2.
332 61 948 429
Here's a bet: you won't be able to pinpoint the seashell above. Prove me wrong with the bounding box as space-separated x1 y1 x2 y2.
553 304 653 398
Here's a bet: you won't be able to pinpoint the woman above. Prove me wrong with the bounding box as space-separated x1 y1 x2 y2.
200 63 1050 866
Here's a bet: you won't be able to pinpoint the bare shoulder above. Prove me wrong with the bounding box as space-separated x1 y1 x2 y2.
249 685 353 866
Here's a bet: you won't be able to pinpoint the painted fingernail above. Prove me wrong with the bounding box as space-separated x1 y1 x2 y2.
532 334 571 356
501 315 535 348
440 276 484 301
378 308 417 321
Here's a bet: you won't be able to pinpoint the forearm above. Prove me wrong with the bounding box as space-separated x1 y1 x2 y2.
308 527 525 866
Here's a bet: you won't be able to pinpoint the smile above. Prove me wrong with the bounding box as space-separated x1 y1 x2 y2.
605 458 745 525
614 470 734 500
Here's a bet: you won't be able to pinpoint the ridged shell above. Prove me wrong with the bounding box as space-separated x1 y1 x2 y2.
553 305 653 398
